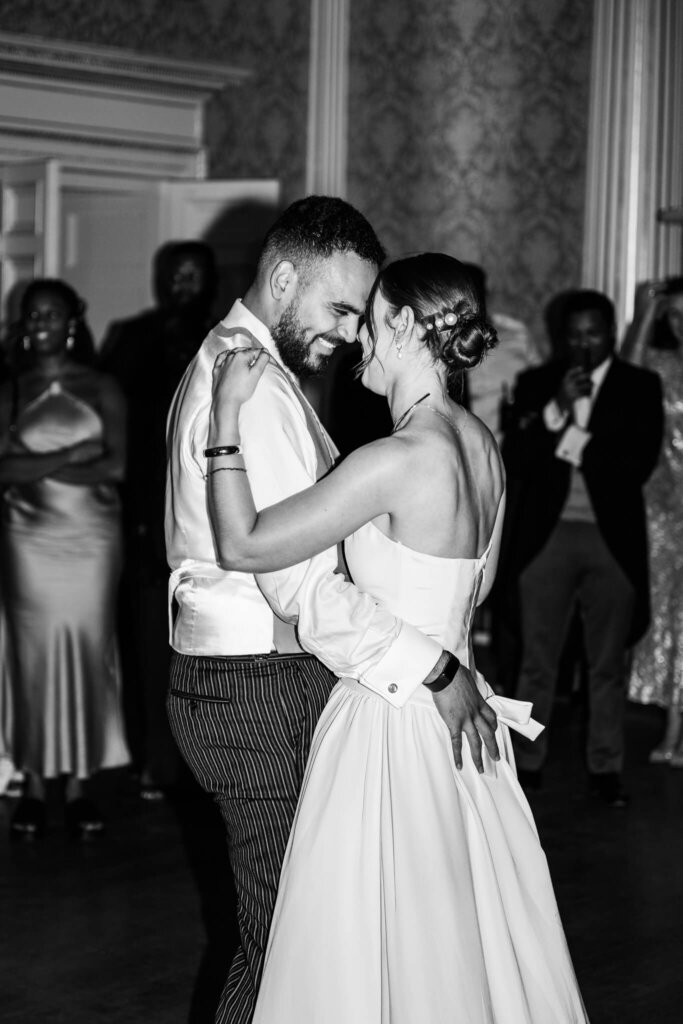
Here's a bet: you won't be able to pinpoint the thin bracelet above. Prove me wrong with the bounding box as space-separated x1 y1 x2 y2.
207 466 247 477
204 444 242 458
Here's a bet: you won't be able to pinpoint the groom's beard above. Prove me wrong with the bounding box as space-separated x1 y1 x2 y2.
272 302 339 379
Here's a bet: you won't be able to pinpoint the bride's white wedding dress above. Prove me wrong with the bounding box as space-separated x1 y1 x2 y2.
253 521 588 1023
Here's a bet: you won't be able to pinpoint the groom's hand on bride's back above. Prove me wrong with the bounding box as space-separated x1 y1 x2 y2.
431 665 499 773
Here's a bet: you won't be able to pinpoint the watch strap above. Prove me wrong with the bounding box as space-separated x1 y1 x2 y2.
423 652 461 693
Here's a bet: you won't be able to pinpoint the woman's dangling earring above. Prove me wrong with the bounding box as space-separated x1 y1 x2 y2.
396 338 403 359
22 335 30 352
66 333 75 352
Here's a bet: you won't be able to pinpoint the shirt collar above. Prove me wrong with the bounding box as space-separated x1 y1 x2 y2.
590 354 613 389
221 299 273 348
206 299 296 381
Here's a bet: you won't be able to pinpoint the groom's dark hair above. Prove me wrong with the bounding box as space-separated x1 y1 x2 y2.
256 196 385 283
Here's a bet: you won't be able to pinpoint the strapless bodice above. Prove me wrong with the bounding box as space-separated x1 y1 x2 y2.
344 521 491 665
15 380 103 452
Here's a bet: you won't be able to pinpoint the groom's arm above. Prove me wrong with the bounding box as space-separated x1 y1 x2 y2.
204 376 500 769
233 381 442 707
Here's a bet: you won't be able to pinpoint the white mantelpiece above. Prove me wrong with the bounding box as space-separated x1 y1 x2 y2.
0 31 251 179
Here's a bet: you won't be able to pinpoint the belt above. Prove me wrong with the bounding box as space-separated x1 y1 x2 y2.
171 650 317 664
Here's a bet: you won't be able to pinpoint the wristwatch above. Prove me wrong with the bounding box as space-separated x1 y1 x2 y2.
422 652 461 693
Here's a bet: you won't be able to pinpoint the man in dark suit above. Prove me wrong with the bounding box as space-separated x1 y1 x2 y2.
503 290 663 805
100 241 218 795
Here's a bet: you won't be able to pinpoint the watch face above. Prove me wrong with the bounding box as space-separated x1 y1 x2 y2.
445 654 460 678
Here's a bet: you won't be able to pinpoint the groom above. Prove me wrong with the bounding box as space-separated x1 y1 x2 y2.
165 196 499 1023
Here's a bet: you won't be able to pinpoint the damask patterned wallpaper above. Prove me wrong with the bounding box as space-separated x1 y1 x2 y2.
0 0 311 204
2 0 593 344
348 0 593 347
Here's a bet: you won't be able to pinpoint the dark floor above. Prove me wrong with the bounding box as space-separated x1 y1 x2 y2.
1 695 682 1023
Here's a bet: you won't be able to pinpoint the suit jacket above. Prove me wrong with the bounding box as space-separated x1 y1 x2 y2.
502 356 664 643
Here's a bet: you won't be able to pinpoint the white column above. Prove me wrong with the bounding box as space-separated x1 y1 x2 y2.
583 0 683 329
306 0 350 198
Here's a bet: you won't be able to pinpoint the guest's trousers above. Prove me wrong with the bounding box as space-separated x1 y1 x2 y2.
514 520 635 774
167 651 336 1024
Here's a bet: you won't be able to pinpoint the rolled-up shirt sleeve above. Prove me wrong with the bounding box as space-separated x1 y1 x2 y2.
239 372 442 708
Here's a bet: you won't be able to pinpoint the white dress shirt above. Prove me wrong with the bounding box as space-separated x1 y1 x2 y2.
165 300 442 708
543 356 613 521
543 356 613 433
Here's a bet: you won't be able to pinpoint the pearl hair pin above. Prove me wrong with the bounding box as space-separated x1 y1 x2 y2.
422 310 459 332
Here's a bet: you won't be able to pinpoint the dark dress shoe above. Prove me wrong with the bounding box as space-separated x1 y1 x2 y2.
517 768 543 793
10 797 46 839
65 798 105 840
588 772 629 808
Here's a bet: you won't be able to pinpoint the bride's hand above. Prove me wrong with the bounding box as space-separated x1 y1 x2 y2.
212 335 269 409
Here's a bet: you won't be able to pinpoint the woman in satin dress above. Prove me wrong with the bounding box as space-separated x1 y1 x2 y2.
204 254 588 1023
623 277 683 764
0 279 129 838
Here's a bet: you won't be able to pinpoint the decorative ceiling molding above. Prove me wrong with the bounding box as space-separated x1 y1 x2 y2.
0 30 250 96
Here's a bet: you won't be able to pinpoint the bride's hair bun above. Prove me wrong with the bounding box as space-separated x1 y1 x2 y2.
368 253 498 397
421 299 497 374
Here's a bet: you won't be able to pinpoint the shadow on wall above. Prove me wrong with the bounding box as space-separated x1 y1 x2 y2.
201 199 283 319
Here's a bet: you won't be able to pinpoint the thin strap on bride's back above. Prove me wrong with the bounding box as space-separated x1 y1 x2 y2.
478 486 505 567
478 530 496 568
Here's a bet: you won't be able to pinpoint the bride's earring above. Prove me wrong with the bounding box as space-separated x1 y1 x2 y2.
22 335 30 351
66 333 75 352
395 312 411 359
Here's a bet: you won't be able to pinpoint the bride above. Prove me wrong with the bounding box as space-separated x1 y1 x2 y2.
206 253 588 1023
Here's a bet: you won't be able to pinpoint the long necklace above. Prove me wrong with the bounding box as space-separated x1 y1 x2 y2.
391 392 430 433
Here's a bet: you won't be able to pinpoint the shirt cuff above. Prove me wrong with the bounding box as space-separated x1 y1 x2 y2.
543 399 569 432
360 623 442 709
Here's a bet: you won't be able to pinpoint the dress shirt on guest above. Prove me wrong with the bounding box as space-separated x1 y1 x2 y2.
542 355 613 432
165 300 441 708
542 356 613 523
502 353 663 645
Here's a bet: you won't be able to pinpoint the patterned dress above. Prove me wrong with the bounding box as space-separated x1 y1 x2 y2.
629 349 683 710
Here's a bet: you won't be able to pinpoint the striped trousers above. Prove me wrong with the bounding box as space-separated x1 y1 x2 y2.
167 651 336 1024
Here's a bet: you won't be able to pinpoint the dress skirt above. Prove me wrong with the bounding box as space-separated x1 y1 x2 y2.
0 478 129 778
253 678 588 1024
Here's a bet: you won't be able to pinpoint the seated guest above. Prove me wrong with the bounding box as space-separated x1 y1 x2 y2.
622 277 683 764
503 289 663 804
100 241 218 797
0 279 129 839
